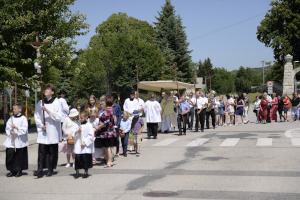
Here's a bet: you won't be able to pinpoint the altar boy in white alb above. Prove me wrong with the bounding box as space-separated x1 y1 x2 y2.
34 83 62 178
4 104 28 177
74 110 94 179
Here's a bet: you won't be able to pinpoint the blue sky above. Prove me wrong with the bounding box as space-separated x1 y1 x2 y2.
70 0 274 71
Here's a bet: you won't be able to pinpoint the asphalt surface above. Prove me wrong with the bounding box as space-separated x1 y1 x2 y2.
0 111 299 200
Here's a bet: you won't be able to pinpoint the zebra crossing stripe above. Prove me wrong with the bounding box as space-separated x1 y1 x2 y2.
219 138 240 147
256 138 272 146
291 138 300 146
186 138 209 147
153 138 179 146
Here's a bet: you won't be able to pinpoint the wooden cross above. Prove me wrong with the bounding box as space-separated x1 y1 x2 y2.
26 32 50 59
26 32 50 127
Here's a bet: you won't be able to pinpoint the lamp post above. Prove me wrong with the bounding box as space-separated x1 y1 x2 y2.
294 61 299 92
25 90 30 118
261 61 265 85
5 87 13 110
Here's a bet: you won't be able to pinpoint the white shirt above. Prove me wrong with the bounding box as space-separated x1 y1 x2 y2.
123 98 139 116
62 117 78 140
254 99 261 110
144 100 162 123
186 96 195 108
88 118 99 129
194 97 208 109
136 98 145 116
4 115 28 148
192 97 201 109
34 98 62 144
57 97 69 123
267 95 272 105
74 122 94 154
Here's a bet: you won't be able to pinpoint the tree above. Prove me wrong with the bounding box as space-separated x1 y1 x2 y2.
154 0 193 82
80 13 164 102
234 67 254 93
0 0 89 90
212 68 235 94
257 0 300 82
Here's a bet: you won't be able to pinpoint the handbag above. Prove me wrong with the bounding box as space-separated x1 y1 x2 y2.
59 140 67 153
119 130 125 138
67 137 75 145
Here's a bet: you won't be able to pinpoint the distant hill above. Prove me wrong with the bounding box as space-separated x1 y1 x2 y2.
230 66 271 75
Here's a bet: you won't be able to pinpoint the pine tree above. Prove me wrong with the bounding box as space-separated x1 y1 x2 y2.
154 0 193 82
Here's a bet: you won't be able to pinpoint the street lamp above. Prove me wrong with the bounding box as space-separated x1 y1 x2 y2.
261 61 265 85
5 87 13 110
294 61 299 92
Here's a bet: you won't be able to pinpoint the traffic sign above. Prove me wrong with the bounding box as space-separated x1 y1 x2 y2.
268 87 273 94
267 81 274 87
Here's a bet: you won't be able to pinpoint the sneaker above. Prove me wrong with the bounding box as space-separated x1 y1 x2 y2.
65 163 71 168
115 153 119 158
73 163 75 168
136 152 140 157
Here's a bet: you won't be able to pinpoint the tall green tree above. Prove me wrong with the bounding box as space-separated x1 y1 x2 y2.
154 0 193 82
257 0 300 82
0 0 89 90
80 13 164 101
212 68 235 94
234 67 254 93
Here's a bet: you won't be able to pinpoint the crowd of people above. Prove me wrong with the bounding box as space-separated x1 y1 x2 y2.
3 82 300 179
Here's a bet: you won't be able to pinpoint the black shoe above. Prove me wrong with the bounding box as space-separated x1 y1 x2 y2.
201 129 204 132
153 136 157 139
83 171 89 178
15 171 22 177
213 126 215 129
123 154 127 157
74 170 79 179
178 133 182 136
46 170 53 177
6 172 16 177
34 170 43 178
183 132 186 135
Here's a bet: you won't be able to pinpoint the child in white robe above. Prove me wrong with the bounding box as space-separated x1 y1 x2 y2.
4 104 28 177
74 110 94 179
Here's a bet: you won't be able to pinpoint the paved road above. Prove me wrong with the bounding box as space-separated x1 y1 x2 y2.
0 112 300 200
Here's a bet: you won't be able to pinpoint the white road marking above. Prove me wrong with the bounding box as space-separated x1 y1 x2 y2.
284 128 300 138
291 138 300 146
186 138 209 147
256 138 273 146
153 138 179 146
219 138 240 147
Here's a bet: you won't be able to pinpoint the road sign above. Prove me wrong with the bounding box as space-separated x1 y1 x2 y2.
267 81 274 87
268 87 273 94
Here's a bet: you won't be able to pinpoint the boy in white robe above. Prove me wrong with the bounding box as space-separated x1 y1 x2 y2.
34 83 62 178
74 110 94 179
4 104 28 177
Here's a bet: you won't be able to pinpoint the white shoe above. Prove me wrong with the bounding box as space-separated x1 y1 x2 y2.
65 163 71 168
73 163 75 168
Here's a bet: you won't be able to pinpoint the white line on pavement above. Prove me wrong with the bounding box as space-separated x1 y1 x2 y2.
219 138 240 147
256 138 272 146
153 138 179 146
186 138 209 147
291 138 300 146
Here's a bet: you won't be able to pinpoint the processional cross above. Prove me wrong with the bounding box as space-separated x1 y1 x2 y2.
26 32 50 126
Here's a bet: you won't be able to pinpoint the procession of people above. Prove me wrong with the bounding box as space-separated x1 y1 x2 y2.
3 81 300 179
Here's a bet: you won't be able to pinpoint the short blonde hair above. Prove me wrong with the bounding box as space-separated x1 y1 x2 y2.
123 111 130 118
